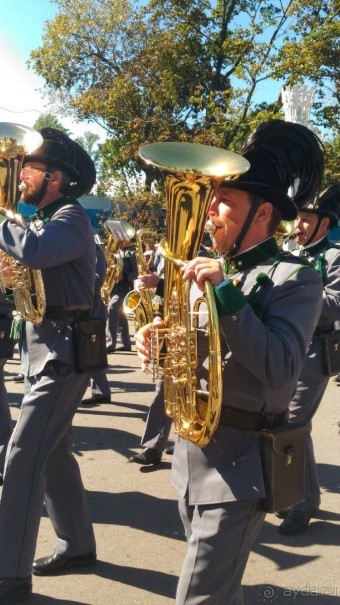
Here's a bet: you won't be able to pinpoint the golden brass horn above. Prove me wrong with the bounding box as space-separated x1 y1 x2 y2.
100 219 135 303
139 142 250 447
0 122 46 325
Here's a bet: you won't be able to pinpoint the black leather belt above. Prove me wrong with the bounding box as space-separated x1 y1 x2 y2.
45 306 92 321
219 406 288 432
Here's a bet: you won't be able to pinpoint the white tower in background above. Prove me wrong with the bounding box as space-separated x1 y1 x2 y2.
281 84 316 250
281 84 316 128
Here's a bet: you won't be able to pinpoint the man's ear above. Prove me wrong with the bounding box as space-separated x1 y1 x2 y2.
255 201 272 223
320 216 330 231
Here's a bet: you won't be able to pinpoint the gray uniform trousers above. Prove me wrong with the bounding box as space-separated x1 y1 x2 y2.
141 379 173 451
90 370 111 398
107 286 131 350
0 358 12 477
289 354 329 512
0 360 95 578
176 497 265 605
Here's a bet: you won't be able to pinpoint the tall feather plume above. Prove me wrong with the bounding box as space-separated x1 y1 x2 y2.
241 120 325 207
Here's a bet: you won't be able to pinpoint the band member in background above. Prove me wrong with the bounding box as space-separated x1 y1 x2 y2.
106 239 138 353
0 129 97 602
136 120 325 605
278 184 340 535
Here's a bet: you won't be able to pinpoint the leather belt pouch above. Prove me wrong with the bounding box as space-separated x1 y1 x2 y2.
0 316 15 359
259 422 309 513
320 330 340 376
73 317 108 374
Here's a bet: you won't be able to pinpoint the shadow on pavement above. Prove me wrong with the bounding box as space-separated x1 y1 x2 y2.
87 489 183 540
95 560 177 598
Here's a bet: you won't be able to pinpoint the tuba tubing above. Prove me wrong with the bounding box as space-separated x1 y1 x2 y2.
139 142 250 447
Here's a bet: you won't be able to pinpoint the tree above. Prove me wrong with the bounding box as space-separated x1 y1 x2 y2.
30 0 338 207
75 130 101 174
33 113 70 134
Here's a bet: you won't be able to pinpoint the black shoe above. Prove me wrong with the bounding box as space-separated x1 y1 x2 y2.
0 576 32 602
274 509 290 519
32 550 97 576
129 448 162 465
164 445 174 455
106 346 116 353
118 345 131 352
12 373 24 383
81 395 111 406
279 509 319 535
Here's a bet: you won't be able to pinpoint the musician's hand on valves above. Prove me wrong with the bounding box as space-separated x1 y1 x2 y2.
182 257 224 291
138 272 160 290
135 316 165 373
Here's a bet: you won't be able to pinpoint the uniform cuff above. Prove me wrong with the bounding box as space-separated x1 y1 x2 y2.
214 279 247 317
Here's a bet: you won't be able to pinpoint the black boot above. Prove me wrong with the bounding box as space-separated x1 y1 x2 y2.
129 448 162 465
279 509 319 535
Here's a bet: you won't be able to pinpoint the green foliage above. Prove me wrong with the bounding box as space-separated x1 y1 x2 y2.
30 0 338 202
33 113 70 133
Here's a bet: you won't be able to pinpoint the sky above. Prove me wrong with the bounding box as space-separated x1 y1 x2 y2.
0 0 106 141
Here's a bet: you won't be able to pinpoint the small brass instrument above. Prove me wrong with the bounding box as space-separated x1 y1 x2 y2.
101 219 135 303
123 228 156 330
0 123 46 325
139 142 250 447
274 221 299 247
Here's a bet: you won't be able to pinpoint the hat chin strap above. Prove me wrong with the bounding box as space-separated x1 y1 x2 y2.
304 215 323 247
227 198 262 258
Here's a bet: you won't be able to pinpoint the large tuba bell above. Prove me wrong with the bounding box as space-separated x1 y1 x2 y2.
100 219 135 303
0 122 46 325
139 142 250 447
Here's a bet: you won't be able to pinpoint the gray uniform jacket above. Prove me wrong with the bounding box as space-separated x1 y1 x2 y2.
0 198 96 376
172 238 323 506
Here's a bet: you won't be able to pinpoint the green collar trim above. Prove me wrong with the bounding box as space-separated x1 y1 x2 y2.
224 237 279 274
35 197 80 223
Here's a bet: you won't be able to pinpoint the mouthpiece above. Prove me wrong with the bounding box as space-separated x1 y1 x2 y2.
19 182 27 191
283 231 301 243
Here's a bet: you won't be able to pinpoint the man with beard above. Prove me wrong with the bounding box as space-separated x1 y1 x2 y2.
278 184 340 535
136 120 325 605
0 128 99 602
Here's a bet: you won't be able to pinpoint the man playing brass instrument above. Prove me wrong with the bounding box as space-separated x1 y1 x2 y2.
136 120 325 605
278 184 340 535
0 128 99 602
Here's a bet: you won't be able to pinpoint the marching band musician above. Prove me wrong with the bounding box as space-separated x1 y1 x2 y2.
278 184 340 535
106 238 138 353
136 120 325 605
0 129 99 602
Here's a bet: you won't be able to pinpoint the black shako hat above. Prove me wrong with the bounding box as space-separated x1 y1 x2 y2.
23 128 96 197
220 120 325 221
303 184 340 228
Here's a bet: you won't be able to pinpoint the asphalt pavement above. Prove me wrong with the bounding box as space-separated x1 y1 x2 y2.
2 332 339 605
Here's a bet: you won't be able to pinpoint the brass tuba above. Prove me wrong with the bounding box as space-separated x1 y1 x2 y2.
123 229 156 330
139 142 250 447
100 219 135 303
0 123 46 325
